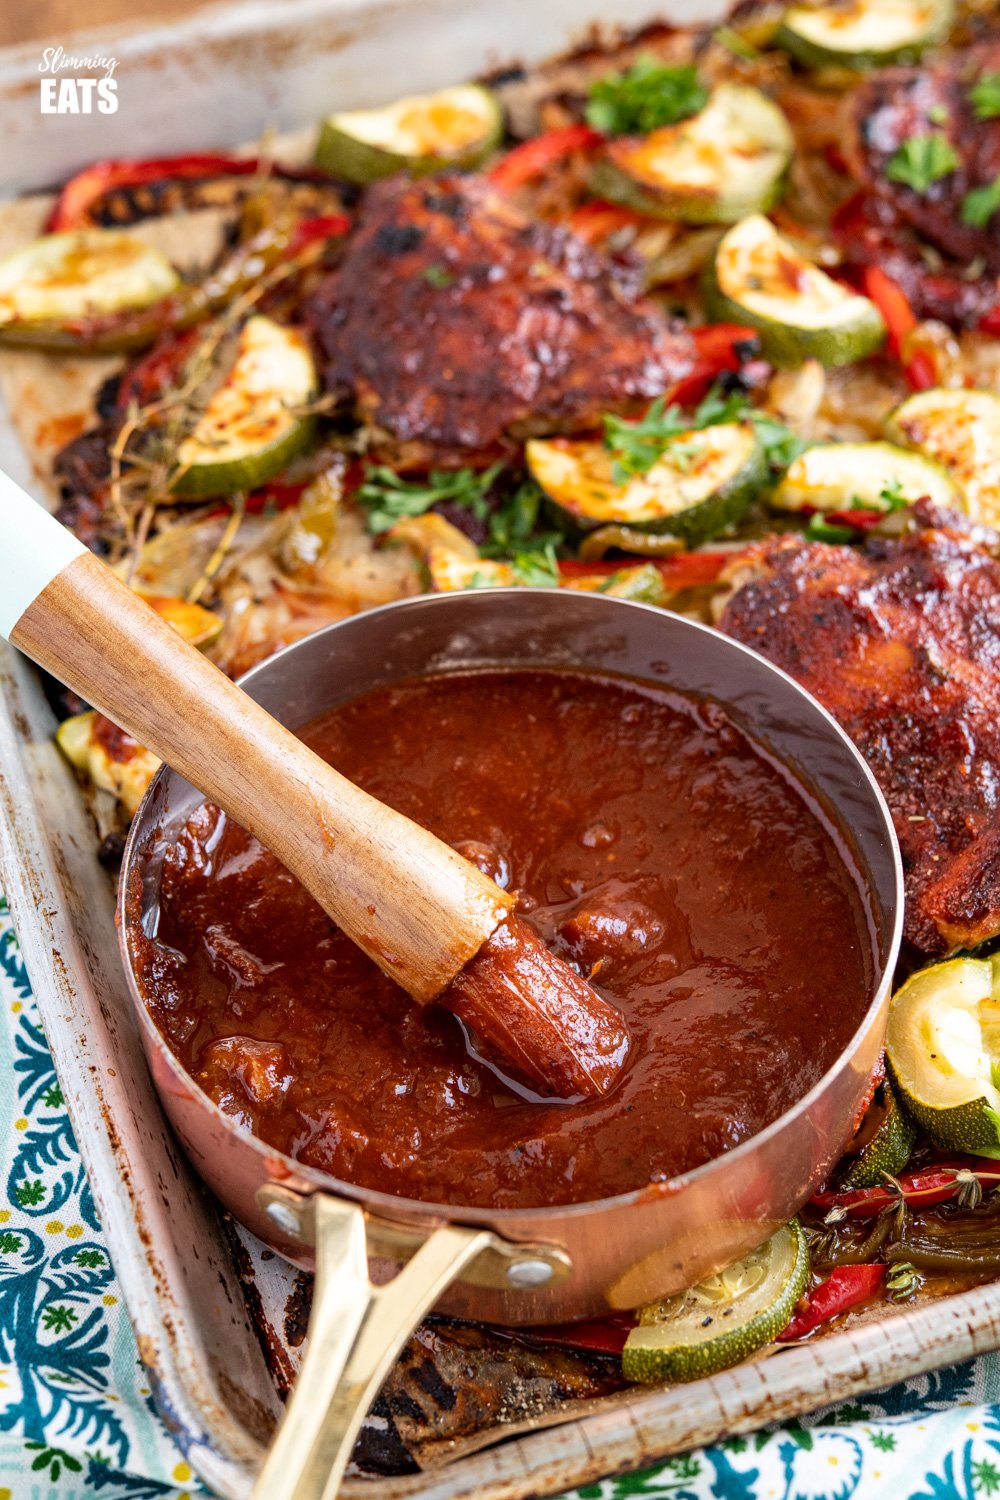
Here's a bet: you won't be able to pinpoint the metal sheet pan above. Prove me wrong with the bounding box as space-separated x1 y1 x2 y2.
3 2 1000 1495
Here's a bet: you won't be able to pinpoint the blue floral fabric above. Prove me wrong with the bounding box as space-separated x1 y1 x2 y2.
4 890 1000 1500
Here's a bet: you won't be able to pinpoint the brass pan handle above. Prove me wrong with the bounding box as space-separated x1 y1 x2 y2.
252 1189 570 1500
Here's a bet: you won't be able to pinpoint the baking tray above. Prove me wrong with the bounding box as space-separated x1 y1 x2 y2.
4 2 1000 1495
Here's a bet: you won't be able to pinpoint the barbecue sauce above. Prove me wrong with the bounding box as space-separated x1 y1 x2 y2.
135 668 876 1209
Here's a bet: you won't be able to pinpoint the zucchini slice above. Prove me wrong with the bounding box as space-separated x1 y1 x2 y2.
591 84 793 225
622 1221 809 1384
887 957 1000 1159
884 388 1000 528
315 84 502 183
0 228 179 326
703 215 886 369
839 1080 917 1189
526 423 766 546
56 711 161 818
171 316 317 500
771 441 960 515
775 0 954 72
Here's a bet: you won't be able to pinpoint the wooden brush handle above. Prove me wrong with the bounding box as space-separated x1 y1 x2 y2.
1 478 513 1000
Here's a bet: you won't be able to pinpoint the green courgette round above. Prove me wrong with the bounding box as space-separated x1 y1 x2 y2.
526 423 766 547
703 214 886 368
171 315 317 500
0 228 179 326
315 84 502 183
887 957 1000 1159
590 84 793 225
884 387 1000 529
839 1080 917 1189
771 440 961 515
622 1221 810 1384
775 0 955 72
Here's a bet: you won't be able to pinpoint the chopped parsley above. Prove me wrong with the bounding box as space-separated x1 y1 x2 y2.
603 384 805 482
510 543 561 587
356 464 563 556
885 133 959 194
480 478 561 558
970 72 1000 120
586 59 708 137
961 174 1000 229
356 463 504 533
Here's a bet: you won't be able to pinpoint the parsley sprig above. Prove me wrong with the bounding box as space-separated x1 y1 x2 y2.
603 384 805 482
586 59 708 137
970 72 1000 120
885 133 959 194
962 174 1000 229
357 463 504 533
356 464 561 557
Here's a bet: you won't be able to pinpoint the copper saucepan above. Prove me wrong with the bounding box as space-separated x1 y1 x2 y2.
118 588 903 1500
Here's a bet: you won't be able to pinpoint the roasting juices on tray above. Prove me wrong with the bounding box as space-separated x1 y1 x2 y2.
134 665 877 1210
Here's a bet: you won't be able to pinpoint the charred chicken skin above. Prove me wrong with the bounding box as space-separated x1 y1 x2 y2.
839 44 1000 322
721 507 1000 958
306 173 694 467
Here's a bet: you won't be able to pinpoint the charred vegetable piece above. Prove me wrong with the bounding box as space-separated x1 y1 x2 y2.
887 957 1000 1159
884 388 1000 528
703 215 886 368
623 1221 809 1383
0 229 178 326
775 0 954 72
55 591 220 813
45 152 320 231
771 441 960 515
888 1209 1000 1270
591 84 792 225
0 211 348 355
527 423 766 546
170 316 317 499
56 712 161 818
316 84 502 183
839 1080 917 1189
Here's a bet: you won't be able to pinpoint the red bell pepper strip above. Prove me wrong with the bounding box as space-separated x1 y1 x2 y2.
244 481 310 515
667 322 763 407
811 1160 1000 1219
567 199 646 243
978 302 1000 336
521 1313 637 1356
777 1264 886 1342
47 152 326 231
803 506 885 534
488 125 604 193
861 266 936 391
287 213 351 256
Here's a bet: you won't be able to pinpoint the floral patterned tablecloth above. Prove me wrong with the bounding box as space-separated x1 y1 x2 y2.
5 893 1000 1500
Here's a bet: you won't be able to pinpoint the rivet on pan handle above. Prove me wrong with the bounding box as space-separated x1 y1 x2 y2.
252 1187 572 1500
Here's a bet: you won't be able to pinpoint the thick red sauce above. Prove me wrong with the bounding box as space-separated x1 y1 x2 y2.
136 669 875 1209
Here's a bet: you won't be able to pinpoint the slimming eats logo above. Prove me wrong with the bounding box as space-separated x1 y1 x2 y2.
39 46 118 114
